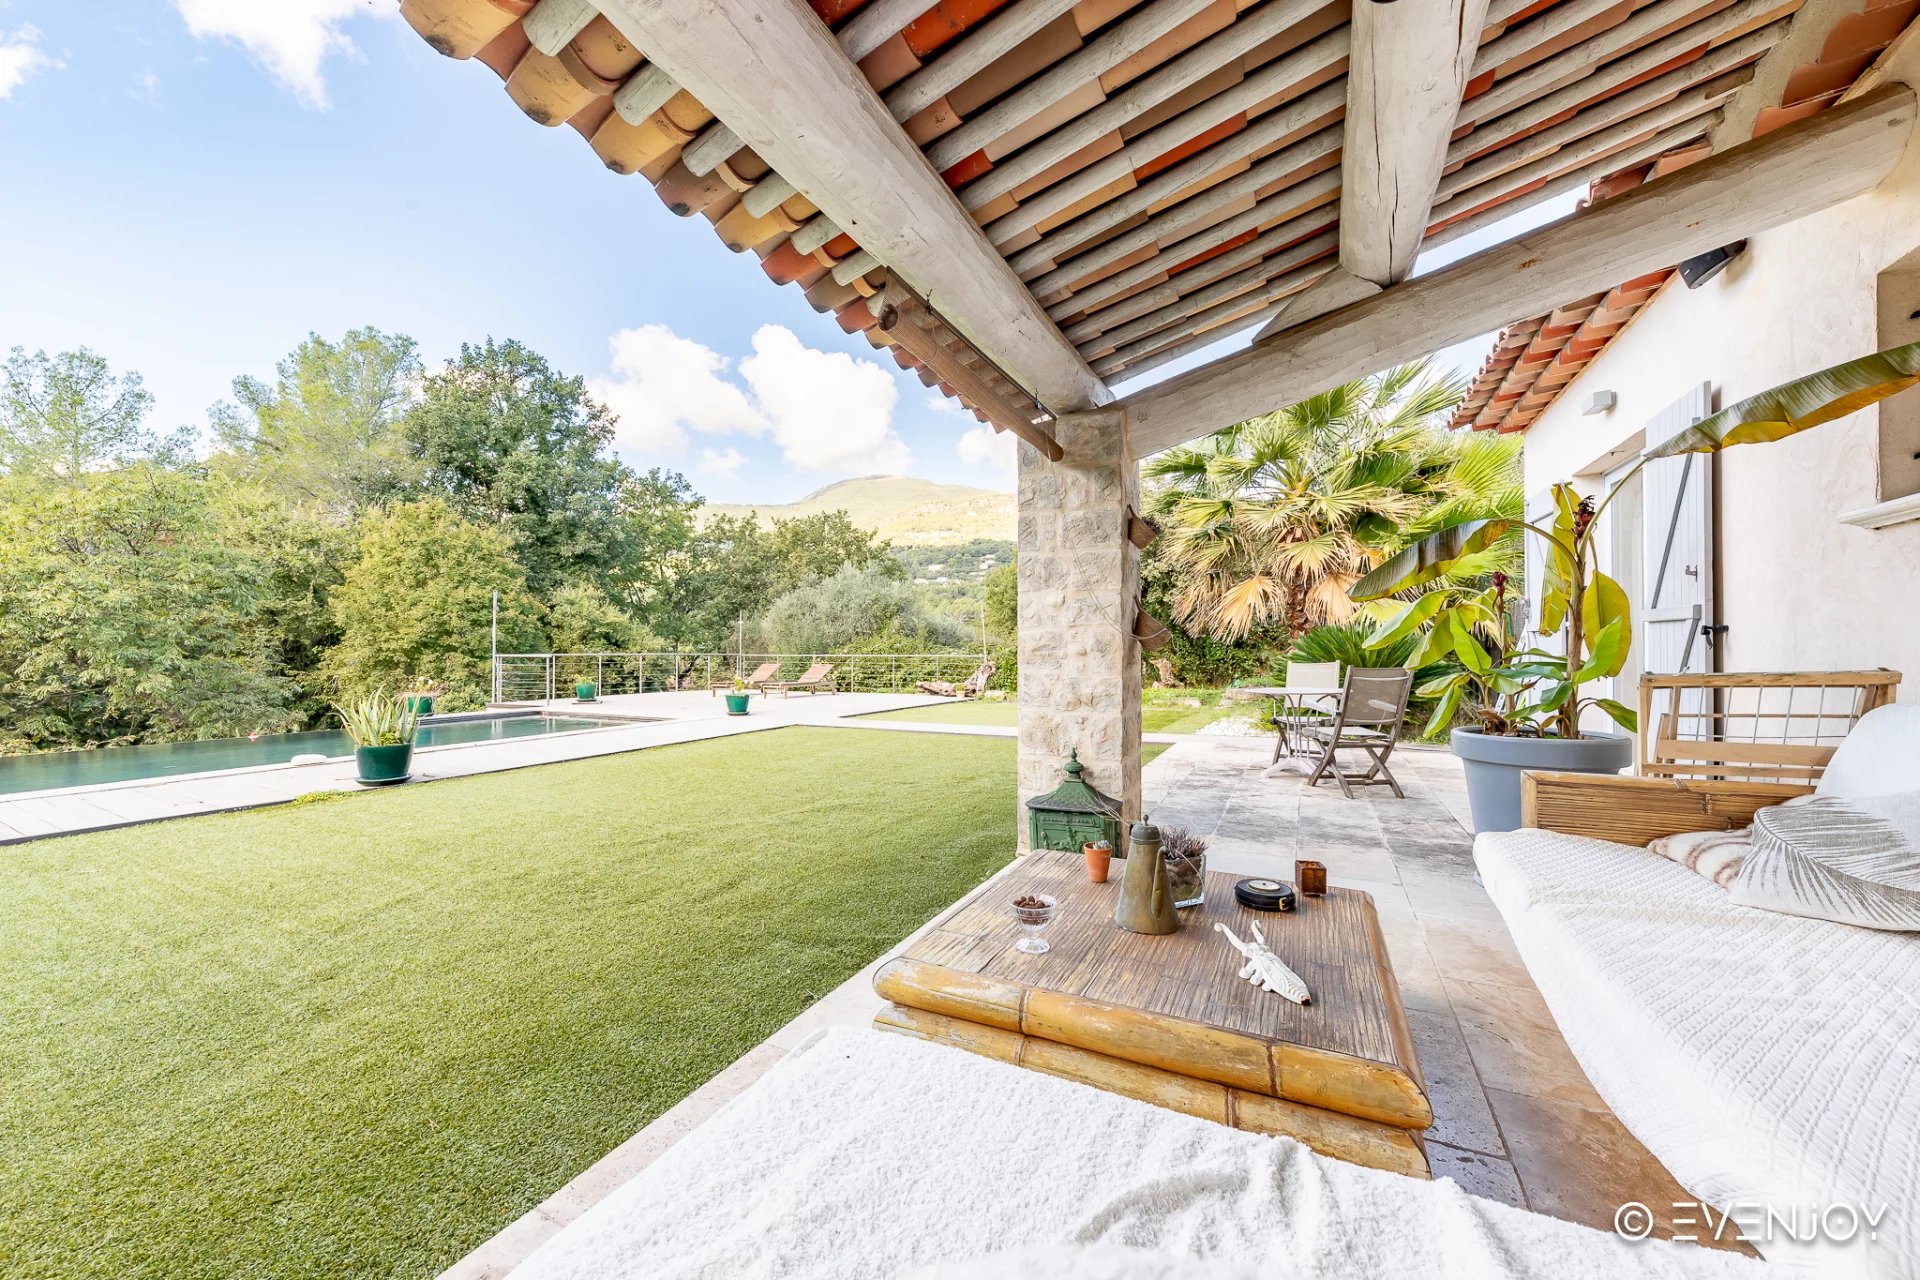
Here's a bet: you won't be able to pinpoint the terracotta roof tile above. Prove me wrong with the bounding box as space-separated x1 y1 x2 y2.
402 0 1909 409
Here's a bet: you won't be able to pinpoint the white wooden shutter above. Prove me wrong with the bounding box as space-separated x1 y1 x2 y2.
1641 384 1716 699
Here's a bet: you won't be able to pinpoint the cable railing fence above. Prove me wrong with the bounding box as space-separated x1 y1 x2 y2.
492 652 991 703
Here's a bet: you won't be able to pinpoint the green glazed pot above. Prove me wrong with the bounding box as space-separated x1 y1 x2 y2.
356 743 413 785
724 693 751 716
576 681 597 702
402 695 434 716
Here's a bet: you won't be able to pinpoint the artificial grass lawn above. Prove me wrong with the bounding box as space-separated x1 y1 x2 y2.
863 700 1262 735
0 728 1021 1280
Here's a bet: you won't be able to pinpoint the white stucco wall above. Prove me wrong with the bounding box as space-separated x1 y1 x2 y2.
1519 81 1920 698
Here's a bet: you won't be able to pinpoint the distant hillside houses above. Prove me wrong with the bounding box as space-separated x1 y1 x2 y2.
893 540 1012 584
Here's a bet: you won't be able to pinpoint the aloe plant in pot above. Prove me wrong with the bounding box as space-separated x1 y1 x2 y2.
336 695 421 786
1352 337 1920 832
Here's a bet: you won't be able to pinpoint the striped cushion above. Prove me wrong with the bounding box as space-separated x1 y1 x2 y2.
1647 827 1750 889
1732 793 1920 931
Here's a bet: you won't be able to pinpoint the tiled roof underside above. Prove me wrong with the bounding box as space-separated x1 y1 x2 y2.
400 0 1876 428
1451 0 1918 433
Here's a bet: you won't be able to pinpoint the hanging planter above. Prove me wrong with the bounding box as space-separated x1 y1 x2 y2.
1132 608 1172 652
1126 507 1158 549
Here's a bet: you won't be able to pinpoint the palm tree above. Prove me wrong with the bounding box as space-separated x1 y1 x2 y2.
1143 361 1519 644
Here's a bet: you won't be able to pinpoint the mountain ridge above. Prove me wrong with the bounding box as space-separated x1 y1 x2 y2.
705 475 1013 546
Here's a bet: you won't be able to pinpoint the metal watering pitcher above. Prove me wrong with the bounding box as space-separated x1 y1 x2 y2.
1114 816 1178 935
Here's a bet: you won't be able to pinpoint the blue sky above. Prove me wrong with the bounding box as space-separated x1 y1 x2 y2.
0 2 1566 504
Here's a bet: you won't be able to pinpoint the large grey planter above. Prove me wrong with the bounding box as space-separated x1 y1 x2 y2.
1452 728 1633 834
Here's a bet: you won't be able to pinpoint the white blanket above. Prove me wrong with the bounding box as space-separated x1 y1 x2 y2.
512 1027 1770 1280
1477 829 1920 1279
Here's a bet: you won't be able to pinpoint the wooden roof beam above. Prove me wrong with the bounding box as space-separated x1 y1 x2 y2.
1120 85 1916 453
870 284 1067 462
598 0 1110 415
1338 0 1491 287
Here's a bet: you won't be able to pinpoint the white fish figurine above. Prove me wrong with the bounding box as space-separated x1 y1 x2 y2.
1215 922 1311 1005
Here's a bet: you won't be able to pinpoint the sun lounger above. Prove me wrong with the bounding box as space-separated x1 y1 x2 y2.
767 662 835 696
710 662 779 696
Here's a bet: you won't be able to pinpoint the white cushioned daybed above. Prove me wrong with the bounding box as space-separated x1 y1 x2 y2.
1476 705 1920 1279
511 1027 1768 1280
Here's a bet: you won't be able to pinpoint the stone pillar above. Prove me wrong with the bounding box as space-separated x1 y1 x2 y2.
1016 409 1142 851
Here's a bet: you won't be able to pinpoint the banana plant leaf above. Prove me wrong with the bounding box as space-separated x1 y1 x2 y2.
1350 517 1516 600
1646 338 1920 458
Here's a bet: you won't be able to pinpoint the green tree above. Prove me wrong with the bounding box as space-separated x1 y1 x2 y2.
1 347 186 479
652 510 898 650
617 467 702 627
548 581 658 653
767 510 899 586
402 339 634 594
762 563 965 655
208 482 356 725
982 561 1017 641
324 500 544 711
210 326 422 516
0 466 296 748
1142 362 1516 643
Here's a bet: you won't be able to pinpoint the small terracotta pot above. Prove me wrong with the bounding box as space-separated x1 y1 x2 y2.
1084 842 1113 883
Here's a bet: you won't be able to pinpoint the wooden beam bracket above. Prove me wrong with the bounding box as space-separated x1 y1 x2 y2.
870 281 1066 462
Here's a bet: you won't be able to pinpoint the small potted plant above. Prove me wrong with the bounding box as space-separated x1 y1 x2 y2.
575 677 598 703
400 677 442 718
724 677 752 716
336 694 420 786
1083 838 1113 883
1161 826 1209 908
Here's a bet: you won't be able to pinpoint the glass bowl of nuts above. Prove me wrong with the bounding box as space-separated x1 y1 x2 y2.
1010 893 1057 954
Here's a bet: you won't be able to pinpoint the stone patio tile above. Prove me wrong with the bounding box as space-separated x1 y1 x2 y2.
437 1205 566 1280
1487 1088 1755 1254
1445 978 1607 1111
1407 1008 1506 1157
1428 1141 1529 1211
1396 865 1508 925
1418 915 1535 989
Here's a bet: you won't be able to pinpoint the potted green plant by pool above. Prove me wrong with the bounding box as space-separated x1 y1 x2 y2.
400 676 442 717
724 677 751 716
336 695 420 786
576 679 598 702
1351 338 1920 832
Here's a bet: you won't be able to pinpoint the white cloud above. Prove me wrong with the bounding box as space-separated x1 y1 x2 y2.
958 424 1017 477
130 68 162 102
591 323 908 475
589 324 764 454
740 324 907 474
0 26 63 101
173 0 391 109
924 390 971 418
696 447 746 481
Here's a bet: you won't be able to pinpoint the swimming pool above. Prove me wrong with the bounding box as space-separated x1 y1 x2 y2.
0 715 619 797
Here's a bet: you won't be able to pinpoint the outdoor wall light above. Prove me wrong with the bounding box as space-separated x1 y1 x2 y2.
1582 390 1617 416
1679 241 1747 288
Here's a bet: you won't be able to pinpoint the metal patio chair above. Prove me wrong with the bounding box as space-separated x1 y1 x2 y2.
1270 660 1343 765
1302 667 1415 799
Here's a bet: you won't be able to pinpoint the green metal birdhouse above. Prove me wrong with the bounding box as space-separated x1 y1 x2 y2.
1025 749 1123 853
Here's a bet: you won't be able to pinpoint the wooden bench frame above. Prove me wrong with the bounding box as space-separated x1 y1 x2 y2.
1639 670 1900 783
1522 670 1904 844
1521 772 1813 844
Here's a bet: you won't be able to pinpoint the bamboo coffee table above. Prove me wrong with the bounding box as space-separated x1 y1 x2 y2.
873 851 1432 1177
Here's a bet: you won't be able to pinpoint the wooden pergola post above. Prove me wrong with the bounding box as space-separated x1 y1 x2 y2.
1015 408 1142 851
